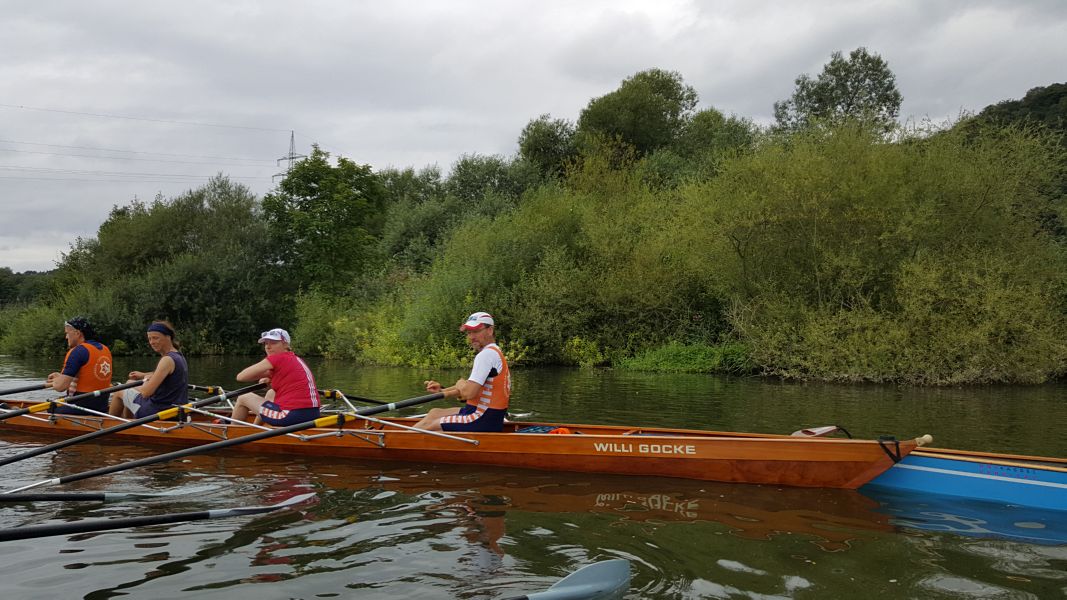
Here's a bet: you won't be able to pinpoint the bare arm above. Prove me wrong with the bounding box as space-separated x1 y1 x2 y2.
237 358 274 383
424 379 478 401
47 372 75 393
138 355 175 398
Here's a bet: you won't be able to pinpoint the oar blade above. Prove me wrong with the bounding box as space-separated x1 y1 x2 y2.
218 492 317 516
524 559 631 600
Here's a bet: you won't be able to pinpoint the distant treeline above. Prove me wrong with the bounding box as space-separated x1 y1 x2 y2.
2 52 1064 385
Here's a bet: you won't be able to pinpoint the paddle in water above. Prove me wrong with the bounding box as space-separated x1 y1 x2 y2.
503 559 631 600
0 492 315 542
0 484 220 503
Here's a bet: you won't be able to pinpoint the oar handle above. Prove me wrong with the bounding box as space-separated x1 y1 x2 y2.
318 389 388 405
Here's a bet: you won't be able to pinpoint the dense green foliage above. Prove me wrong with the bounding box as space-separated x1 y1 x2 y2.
577 68 698 155
774 47 902 133
4 62 1065 385
0 268 52 306
262 147 387 293
2 177 282 356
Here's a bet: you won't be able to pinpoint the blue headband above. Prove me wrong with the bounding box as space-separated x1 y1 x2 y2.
146 323 174 337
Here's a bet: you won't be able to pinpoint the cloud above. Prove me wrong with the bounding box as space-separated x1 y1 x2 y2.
1 0 1065 271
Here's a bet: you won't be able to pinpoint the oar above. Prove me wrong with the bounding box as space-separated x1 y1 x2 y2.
0 380 144 422
0 382 268 468
187 384 226 395
0 484 220 503
319 388 388 406
0 492 316 542
503 559 631 600
0 382 52 397
4 391 448 493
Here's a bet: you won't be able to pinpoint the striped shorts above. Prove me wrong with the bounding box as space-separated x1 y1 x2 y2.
260 400 320 426
441 405 506 432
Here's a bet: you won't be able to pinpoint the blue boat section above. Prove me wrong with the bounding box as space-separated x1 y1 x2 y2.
864 453 1067 511
860 486 1067 546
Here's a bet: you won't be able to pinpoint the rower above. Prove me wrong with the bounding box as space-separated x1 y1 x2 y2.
47 316 114 415
232 328 320 426
415 311 510 432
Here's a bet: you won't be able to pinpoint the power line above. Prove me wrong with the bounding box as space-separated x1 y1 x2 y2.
0 103 292 133
0 175 266 183
0 147 273 168
0 165 267 180
0 138 275 163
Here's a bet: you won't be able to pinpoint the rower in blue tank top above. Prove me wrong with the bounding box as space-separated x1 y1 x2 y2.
108 320 189 419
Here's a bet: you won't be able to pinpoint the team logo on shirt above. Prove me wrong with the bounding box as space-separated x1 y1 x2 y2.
95 357 112 379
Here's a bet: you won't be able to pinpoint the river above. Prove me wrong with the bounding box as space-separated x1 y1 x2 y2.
0 355 1064 599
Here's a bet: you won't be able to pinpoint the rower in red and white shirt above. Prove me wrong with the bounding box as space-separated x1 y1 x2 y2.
233 328 320 426
416 312 511 432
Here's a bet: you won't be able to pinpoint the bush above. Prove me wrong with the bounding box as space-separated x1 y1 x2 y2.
617 341 752 374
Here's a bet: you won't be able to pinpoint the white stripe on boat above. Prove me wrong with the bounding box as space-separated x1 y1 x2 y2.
896 464 1067 490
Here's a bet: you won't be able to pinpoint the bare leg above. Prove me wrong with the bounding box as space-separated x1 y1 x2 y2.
232 393 266 423
108 391 125 417
109 383 136 418
414 407 460 431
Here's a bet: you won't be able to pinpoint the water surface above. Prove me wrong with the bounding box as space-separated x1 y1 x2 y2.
0 356 1064 598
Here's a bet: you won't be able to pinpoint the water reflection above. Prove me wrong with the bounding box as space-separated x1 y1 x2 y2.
3 361 1067 598
862 487 1067 546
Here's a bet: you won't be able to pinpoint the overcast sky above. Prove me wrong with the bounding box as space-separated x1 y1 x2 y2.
2 0 1065 272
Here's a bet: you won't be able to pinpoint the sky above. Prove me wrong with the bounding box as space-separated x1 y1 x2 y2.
2 0 1065 272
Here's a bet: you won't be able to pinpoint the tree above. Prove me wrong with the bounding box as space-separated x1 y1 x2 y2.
774 47 902 133
577 68 698 155
445 153 536 204
673 108 756 159
262 146 387 291
518 114 578 178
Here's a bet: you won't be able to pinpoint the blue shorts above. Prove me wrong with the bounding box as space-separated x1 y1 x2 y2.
441 406 506 433
260 401 320 426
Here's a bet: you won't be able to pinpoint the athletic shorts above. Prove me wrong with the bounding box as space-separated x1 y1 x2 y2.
441 405 506 433
123 392 176 419
260 401 320 426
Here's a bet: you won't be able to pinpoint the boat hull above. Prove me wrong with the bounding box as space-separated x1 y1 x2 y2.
0 405 922 489
864 448 1067 511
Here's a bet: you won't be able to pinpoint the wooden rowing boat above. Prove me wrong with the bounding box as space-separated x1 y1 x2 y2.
0 400 928 489
864 447 1067 511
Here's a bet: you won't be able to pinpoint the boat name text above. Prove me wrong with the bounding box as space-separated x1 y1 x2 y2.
592 442 697 455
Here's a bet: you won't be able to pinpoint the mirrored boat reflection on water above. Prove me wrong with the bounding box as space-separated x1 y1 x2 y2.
239 457 896 553
860 486 1067 546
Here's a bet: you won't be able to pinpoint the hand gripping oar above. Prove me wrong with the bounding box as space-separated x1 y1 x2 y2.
0 492 315 542
0 484 220 503
0 382 52 397
0 380 144 422
0 382 268 468
3 391 447 493
503 559 631 600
